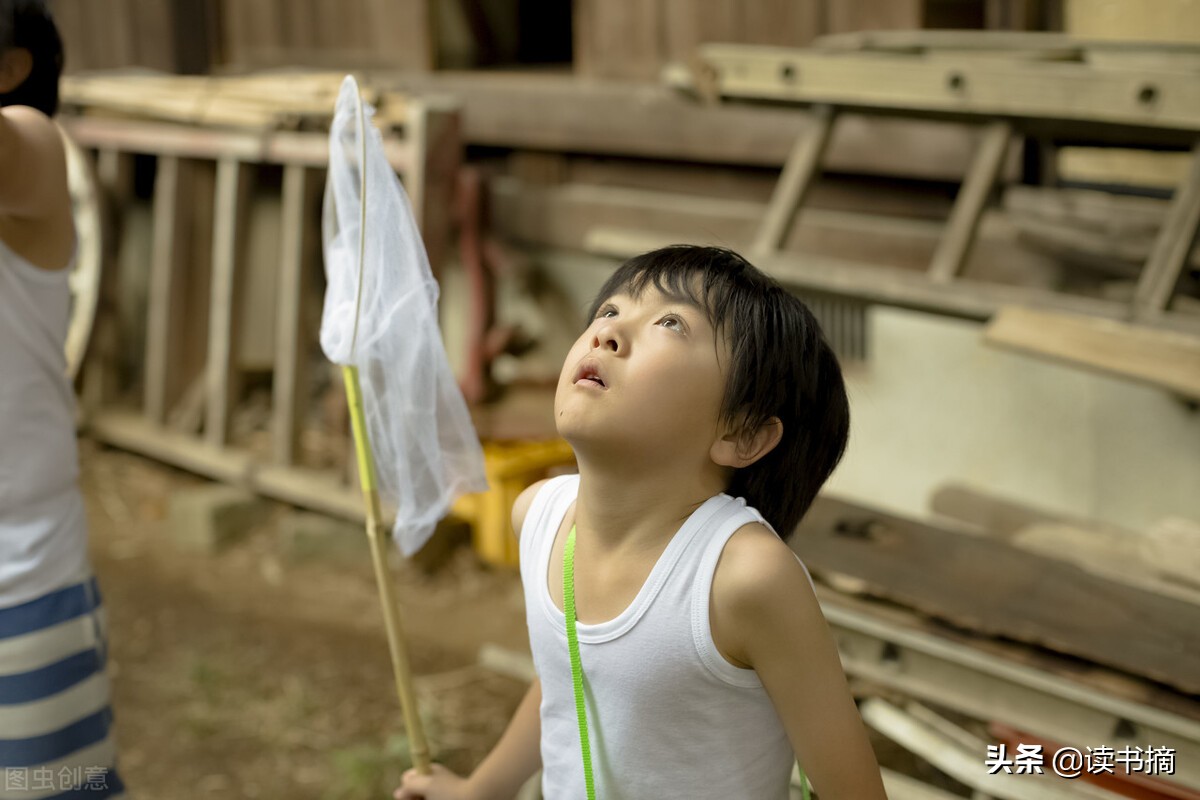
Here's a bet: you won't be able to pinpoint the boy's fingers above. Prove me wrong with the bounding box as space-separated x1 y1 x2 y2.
394 769 428 799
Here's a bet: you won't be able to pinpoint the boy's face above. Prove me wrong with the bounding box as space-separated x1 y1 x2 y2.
555 284 730 466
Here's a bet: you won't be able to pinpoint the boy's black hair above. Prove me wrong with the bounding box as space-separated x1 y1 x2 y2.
0 0 63 116
587 245 850 539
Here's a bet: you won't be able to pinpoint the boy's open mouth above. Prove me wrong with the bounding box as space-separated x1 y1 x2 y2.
573 360 607 389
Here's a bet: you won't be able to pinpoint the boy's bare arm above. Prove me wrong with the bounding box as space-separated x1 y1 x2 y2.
395 484 548 800
0 104 67 219
470 676 543 798
395 663 542 800
712 525 889 800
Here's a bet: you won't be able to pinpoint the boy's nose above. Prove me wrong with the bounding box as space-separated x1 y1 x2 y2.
591 324 621 352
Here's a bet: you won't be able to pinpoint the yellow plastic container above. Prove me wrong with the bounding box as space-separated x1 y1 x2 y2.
452 439 576 566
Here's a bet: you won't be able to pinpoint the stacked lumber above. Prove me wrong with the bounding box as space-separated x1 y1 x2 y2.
791 491 1200 797
59 72 412 131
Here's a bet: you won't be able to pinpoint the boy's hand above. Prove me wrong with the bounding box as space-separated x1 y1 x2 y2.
393 763 476 800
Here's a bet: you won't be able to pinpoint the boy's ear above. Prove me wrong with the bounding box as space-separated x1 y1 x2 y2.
0 48 33 94
711 416 783 469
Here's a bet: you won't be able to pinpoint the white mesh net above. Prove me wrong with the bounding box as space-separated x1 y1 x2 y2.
321 75 487 556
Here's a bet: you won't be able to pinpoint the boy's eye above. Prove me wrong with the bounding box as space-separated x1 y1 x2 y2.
596 305 618 320
658 314 684 331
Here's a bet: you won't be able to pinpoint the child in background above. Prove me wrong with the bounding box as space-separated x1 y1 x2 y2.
397 246 888 799
0 1 124 795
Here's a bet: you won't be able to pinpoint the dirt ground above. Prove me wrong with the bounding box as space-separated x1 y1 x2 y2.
79 440 532 800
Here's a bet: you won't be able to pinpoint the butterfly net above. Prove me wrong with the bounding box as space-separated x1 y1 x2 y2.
320 76 487 556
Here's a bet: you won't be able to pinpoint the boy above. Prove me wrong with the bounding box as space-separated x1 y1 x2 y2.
398 246 887 799
1 2 124 795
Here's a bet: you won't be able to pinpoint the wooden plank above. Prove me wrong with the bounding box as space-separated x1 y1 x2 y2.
87 411 365 521
930 483 1067 538
1005 185 1168 236
825 0 924 33
384 71 987 179
792 497 1200 694
1134 143 1200 316
985 305 1200 399
205 157 250 448
241 0 284 67
280 0 318 55
144 156 189 424
492 177 1066 298
171 0 214 74
928 120 1012 282
662 0 743 68
130 0 173 71
1013 523 1200 606
741 0 823 48
60 116 416 173
365 0 434 71
272 164 311 466
751 104 834 255
700 45 1200 133
1066 0 1200 43
90 410 252 482
415 103 462 275
574 0 662 80
861 700 1128 800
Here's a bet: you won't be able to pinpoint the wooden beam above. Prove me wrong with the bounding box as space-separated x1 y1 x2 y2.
752 104 835 256
205 157 250 448
985 305 1200 399
87 410 365 520
699 45 1200 133
929 120 1013 282
272 164 311 466
145 155 190 424
384 71 989 180
59 116 416 173
1134 142 1200 316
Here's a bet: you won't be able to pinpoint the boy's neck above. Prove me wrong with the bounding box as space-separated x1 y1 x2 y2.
572 453 728 552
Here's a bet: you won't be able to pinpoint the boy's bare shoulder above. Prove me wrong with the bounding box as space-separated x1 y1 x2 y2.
0 105 69 220
712 522 819 615
511 479 552 539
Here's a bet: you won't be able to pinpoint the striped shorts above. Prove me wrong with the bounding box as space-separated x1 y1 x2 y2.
0 577 125 799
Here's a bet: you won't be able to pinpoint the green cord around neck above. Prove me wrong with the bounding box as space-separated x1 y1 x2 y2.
564 525 597 800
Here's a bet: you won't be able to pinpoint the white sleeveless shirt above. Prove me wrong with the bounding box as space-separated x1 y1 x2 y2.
0 238 90 608
520 474 796 799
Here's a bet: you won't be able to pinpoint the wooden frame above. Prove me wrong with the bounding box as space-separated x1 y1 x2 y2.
697 42 1200 338
65 97 462 520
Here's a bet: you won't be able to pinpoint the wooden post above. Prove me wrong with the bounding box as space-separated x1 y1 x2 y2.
205 157 250 448
928 121 1013 283
146 156 191 424
752 104 835 256
416 99 462 278
273 163 312 466
1134 142 1200 317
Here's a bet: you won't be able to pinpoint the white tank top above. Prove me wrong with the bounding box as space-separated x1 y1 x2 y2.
0 238 89 608
521 474 796 799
